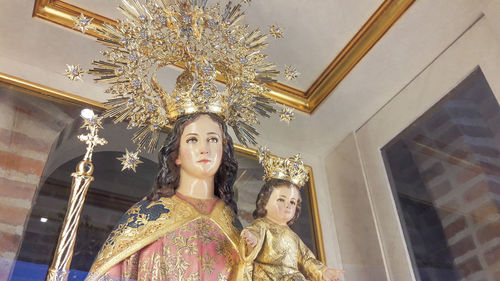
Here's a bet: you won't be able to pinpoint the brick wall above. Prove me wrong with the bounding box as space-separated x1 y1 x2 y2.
407 83 500 280
0 88 74 280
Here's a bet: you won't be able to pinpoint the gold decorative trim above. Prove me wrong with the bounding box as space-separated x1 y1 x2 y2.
0 73 326 262
234 144 259 160
266 84 310 113
0 72 106 110
32 0 414 113
306 168 326 262
305 0 415 113
33 0 113 38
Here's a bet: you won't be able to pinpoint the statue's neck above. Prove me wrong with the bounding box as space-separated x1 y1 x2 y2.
176 170 216 199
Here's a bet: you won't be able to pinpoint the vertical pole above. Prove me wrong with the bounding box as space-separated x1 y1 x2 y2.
46 110 106 281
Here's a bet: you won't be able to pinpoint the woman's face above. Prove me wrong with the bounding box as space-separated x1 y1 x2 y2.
175 114 224 179
264 184 300 225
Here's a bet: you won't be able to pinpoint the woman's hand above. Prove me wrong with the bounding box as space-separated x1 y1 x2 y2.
322 268 344 281
241 229 258 248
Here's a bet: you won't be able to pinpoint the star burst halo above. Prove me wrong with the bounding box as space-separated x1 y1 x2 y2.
69 0 300 171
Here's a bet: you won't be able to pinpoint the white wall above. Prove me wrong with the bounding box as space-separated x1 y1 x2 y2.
324 2 500 280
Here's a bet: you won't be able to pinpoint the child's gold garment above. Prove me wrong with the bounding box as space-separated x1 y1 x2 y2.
237 218 327 281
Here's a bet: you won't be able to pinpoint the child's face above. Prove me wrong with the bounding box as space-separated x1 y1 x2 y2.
264 184 300 225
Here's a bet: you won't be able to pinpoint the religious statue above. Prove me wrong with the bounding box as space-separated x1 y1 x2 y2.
87 113 241 280
66 0 301 280
237 148 343 281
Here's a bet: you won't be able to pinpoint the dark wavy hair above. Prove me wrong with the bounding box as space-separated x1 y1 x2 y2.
148 113 239 214
252 178 302 226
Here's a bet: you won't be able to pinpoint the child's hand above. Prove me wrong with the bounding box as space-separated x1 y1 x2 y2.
241 229 258 248
322 268 344 281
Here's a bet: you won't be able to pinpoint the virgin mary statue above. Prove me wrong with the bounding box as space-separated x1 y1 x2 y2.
81 0 290 279
87 113 241 280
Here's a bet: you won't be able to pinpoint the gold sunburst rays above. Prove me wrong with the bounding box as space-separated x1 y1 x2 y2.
66 0 302 170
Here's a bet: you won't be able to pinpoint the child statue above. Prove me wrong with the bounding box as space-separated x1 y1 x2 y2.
237 148 344 281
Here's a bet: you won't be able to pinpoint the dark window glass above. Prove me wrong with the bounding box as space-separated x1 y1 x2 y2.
382 68 500 281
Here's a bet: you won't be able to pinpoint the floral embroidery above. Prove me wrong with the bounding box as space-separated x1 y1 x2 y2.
87 196 240 281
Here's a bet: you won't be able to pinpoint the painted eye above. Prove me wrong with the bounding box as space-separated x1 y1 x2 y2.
208 137 219 143
290 201 296 205
277 198 285 202
186 137 198 143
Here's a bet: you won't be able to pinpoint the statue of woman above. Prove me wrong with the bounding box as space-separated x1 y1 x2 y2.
87 113 240 281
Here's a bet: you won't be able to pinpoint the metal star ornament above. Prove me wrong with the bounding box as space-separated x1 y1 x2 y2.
80 114 104 131
280 107 295 123
117 149 143 172
73 13 93 33
284 65 300 80
77 110 107 162
65 64 84 81
269 24 284 39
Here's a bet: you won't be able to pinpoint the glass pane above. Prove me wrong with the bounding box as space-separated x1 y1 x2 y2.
2 83 323 280
382 68 500 281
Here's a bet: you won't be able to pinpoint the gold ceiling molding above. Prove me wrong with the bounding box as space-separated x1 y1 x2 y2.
305 0 415 113
33 0 414 113
0 72 106 110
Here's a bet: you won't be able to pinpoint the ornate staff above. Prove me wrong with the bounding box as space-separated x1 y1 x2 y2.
46 109 107 281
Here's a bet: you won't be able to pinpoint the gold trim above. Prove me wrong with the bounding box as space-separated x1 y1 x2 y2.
0 72 106 110
1 73 326 262
234 144 258 160
32 0 414 113
306 167 326 263
33 0 113 38
304 0 415 113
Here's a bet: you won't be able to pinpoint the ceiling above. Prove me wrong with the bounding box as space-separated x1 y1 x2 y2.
0 0 491 157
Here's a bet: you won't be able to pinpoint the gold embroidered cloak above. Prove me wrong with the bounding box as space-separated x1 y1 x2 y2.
86 195 240 280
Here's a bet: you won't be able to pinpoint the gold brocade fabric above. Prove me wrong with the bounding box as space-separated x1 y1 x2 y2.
86 195 240 281
237 218 327 281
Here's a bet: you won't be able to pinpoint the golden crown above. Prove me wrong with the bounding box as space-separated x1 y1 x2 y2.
72 0 297 160
257 146 309 188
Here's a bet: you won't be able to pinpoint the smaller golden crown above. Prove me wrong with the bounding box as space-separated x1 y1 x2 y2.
257 146 309 188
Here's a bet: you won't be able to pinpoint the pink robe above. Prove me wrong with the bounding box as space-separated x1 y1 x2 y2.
87 194 240 281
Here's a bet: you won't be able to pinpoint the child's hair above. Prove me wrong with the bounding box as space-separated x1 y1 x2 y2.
252 178 302 226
